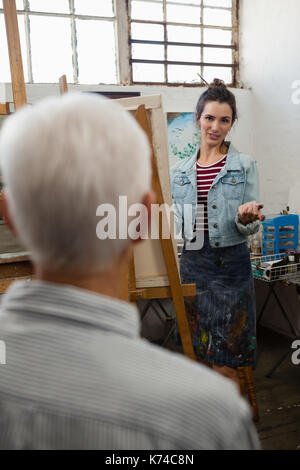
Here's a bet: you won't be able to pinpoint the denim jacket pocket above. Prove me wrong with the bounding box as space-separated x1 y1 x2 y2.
221 173 245 200
172 174 192 199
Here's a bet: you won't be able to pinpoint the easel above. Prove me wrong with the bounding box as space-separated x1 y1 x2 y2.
121 99 197 361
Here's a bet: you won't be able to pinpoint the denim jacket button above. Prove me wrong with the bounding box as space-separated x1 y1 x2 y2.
212 205 217 209
215 242 220 247
180 179 184 185
232 178 236 183
213 223 218 228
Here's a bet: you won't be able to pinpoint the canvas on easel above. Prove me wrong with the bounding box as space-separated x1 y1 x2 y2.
115 95 197 361
116 95 177 289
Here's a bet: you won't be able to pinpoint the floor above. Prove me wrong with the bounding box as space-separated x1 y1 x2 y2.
141 305 300 451
253 326 300 450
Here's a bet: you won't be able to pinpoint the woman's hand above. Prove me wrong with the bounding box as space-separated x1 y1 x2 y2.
238 202 265 225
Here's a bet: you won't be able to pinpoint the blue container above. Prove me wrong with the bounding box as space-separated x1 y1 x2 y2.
262 214 299 256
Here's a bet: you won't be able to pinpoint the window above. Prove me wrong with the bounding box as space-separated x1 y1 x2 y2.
0 0 117 84
0 0 239 86
129 0 238 85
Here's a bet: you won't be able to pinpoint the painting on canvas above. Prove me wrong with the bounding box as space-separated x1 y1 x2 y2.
167 112 200 168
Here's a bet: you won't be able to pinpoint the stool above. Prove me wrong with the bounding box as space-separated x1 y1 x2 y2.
238 367 259 422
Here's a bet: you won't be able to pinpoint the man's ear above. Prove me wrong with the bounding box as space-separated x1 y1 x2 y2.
2 192 17 237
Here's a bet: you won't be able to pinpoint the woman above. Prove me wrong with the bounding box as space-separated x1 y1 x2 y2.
170 79 264 385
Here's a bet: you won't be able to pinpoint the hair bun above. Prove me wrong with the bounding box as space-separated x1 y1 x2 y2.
210 78 226 89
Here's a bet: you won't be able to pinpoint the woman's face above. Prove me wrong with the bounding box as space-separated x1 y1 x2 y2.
197 101 233 147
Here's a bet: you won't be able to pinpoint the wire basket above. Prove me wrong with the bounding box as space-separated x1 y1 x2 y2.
251 252 300 283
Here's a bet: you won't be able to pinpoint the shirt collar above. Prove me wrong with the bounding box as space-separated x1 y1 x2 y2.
1 280 141 339
184 139 241 172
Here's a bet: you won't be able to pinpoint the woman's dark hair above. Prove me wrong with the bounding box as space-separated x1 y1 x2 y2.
196 78 237 123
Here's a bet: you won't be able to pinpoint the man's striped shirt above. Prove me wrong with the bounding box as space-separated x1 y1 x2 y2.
0 280 260 449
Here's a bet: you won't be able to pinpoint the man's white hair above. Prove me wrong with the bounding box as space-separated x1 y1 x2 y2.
0 93 151 273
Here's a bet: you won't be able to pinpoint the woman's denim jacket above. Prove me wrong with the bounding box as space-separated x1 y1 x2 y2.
170 141 260 248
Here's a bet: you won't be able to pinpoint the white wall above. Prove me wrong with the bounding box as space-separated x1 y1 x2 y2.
240 0 300 335
240 0 300 215
0 82 254 155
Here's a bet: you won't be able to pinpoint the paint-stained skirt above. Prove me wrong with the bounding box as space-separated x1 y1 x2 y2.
176 234 256 368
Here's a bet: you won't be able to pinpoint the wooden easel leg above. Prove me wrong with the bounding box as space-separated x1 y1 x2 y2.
244 366 259 422
237 366 247 396
3 0 27 110
238 366 259 422
59 75 68 94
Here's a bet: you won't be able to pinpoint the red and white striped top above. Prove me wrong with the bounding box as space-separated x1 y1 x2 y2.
195 154 227 233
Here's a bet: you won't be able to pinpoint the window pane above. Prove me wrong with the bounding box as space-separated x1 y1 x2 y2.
167 4 201 24
203 28 232 45
17 14 29 81
167 0 200 4
203 0 232 7
168 64 200 83
0 15 28 82
203 66 232 84
132 44 164 61
30 16 73 83
168 45 200 63
203 8 232 27
0 14 12 82
203 47 232 64
77 20 117 84
16 0 24 9
131 1 163 22
29 0 70 14
167 25 200 44
131 22 164 41
132 63 164 82
75 0 114 17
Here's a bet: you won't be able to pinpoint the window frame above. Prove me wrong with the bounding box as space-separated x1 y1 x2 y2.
0 0 239 87
128 0 239 87
0 0 118 84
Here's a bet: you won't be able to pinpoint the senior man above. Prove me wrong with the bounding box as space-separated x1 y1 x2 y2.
0 93 260 450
